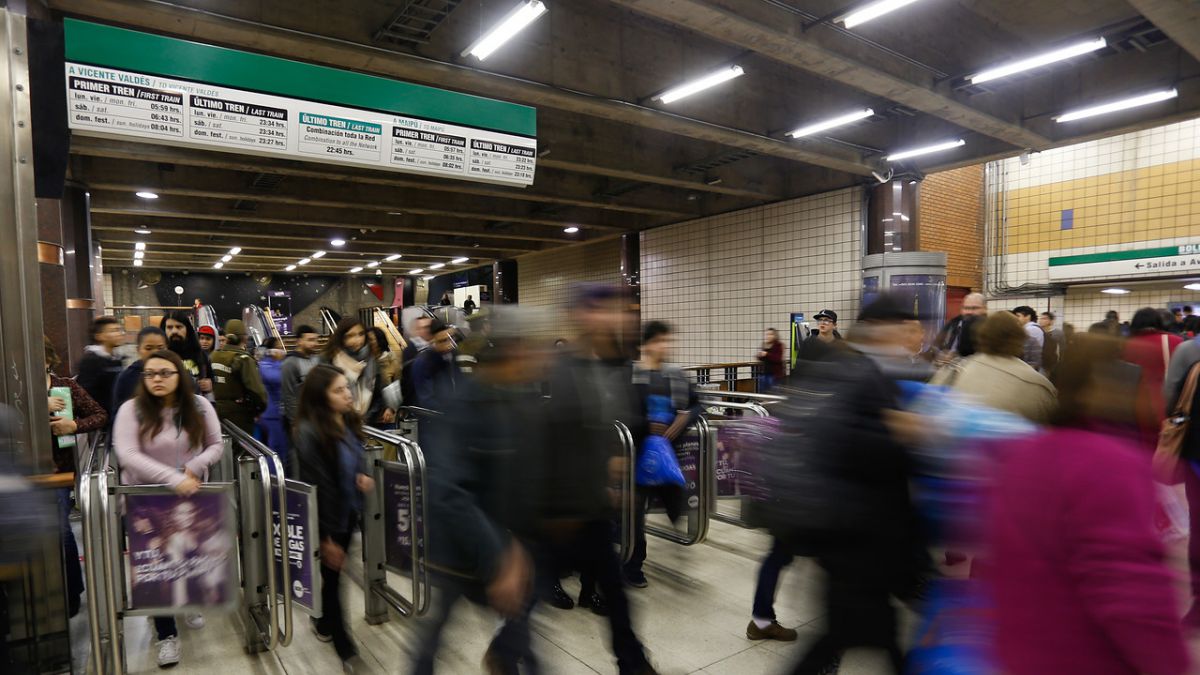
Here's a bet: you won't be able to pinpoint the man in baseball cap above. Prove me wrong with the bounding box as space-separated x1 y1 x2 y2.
793 309 845 375
197 325 217 355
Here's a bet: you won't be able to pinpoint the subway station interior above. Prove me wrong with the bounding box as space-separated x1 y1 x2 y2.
4 0 1200 673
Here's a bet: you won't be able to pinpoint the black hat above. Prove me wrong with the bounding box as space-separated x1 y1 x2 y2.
813 309 838 323
858 294 917 322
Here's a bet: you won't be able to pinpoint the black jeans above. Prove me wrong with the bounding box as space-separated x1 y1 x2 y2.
752 537 794 621
57 489 84 608
624 484 684 578
154 616 177 641
413 573 538 675
316 528 356 661
791 545 905 675
550 520 648 674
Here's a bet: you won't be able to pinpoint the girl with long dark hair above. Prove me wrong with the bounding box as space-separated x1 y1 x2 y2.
322 318 395 425
112 349 223 668
294 364 374 668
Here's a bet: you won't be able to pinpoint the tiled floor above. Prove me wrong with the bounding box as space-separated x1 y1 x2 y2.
83 520 1200 674
99 520 908 674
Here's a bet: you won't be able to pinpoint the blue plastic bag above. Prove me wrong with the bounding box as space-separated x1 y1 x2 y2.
906 578 996 675
636 434 686 487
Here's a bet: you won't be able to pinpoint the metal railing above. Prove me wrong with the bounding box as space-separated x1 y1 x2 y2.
361 426 430 621
699 398 771 419
78 431 116 675
697 390 786 406
224 421 293 651
615 421 637 564
319 307 341 336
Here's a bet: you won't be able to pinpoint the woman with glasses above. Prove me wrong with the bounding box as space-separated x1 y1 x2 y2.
113 349 223 668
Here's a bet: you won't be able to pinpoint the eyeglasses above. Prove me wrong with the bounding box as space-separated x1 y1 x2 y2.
817 318 834 324
142 369 179 380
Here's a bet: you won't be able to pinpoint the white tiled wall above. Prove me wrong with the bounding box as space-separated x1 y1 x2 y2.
517 237 623 340
641 187 863 367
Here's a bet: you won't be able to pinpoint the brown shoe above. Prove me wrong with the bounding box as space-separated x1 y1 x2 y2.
746 620 798 641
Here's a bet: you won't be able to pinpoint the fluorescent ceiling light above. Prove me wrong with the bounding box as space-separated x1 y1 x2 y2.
330 238 346 247
886 138 965 162
970 37 1106 84
367 261 379 268
133 259 143 267
133 251 145 260
286 264 297 271
213 262 224 269
1184 283 1200 291
1055 88 1178 123
423 275 435 281
298 258 311 266
135 241 146 251
462 0 547 61
134 228 152 235
228 247 242 255
451 257 469 264
350 266 363 273
788 108 874 138
1101 288 1131 295
410 268 424 275
221 255 233 263
385 254 402 262
839 0 924 29
376 269 382 275
311 251 326 259
655 65 745 105
429 263 446 270
563 226 580 234
135 191 159 199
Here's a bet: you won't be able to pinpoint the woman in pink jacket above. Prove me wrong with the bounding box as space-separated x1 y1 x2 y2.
987 334 1189 675
113 349 223 669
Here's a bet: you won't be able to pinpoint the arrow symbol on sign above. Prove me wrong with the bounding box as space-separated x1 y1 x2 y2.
1135 263 1144 269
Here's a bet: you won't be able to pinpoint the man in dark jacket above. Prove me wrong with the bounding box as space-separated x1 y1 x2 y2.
543 284 657 675
934 292 986 364
161 311 214 396
75 316 125 416
210 320 267 433
413 308 544 674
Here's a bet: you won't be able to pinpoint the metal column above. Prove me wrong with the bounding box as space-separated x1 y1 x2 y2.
0 4 52 470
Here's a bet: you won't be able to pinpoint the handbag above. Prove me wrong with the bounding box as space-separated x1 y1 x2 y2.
1153 360 1200 485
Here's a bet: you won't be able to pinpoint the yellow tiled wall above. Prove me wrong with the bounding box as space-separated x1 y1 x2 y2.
1003 147 1200 254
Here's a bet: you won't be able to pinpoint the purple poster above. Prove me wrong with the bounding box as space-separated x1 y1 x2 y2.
675 428 701 511
125 492 236 611
272 483 317 613
383 464 423 572
715 427 739 497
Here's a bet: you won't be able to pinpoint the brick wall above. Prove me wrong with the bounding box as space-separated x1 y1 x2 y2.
920 164 984 290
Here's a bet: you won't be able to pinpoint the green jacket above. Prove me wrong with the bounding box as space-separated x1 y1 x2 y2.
210 344 267 429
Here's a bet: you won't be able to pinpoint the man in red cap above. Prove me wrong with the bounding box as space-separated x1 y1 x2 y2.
197 325 217 355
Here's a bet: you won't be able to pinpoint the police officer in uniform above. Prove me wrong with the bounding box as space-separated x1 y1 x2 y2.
210 319 267 433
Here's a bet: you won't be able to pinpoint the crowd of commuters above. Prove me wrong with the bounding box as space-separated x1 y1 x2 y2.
32 289 1200 674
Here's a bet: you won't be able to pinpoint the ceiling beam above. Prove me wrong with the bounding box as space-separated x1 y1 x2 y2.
605 0 1051 150
537 156 777 201
89 203 579 245
90 221 536 254
87 184 625 233
1126 0 1200 62
69 136 689 219
49 0 879 176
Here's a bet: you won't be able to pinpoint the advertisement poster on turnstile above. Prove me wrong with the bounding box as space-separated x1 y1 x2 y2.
674 427 703 538
125 489 237 612
714 431 739 497
272 480 320 615
382 461 424 573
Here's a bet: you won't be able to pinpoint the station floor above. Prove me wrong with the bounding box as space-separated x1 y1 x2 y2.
77 518 918 674
73 516 1200 674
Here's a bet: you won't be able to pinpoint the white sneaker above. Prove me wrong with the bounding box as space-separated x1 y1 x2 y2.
156 636 181 668
184 613 205 629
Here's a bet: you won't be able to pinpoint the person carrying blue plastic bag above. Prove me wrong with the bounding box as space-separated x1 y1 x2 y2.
626 322 702 588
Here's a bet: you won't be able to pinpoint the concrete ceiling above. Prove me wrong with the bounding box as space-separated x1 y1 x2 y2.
45 0 1200 274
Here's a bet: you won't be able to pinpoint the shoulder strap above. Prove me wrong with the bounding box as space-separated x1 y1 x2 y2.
1162 334 1171 377
1173 361 1200 417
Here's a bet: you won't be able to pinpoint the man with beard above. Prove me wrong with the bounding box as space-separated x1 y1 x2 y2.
160 311 213 396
